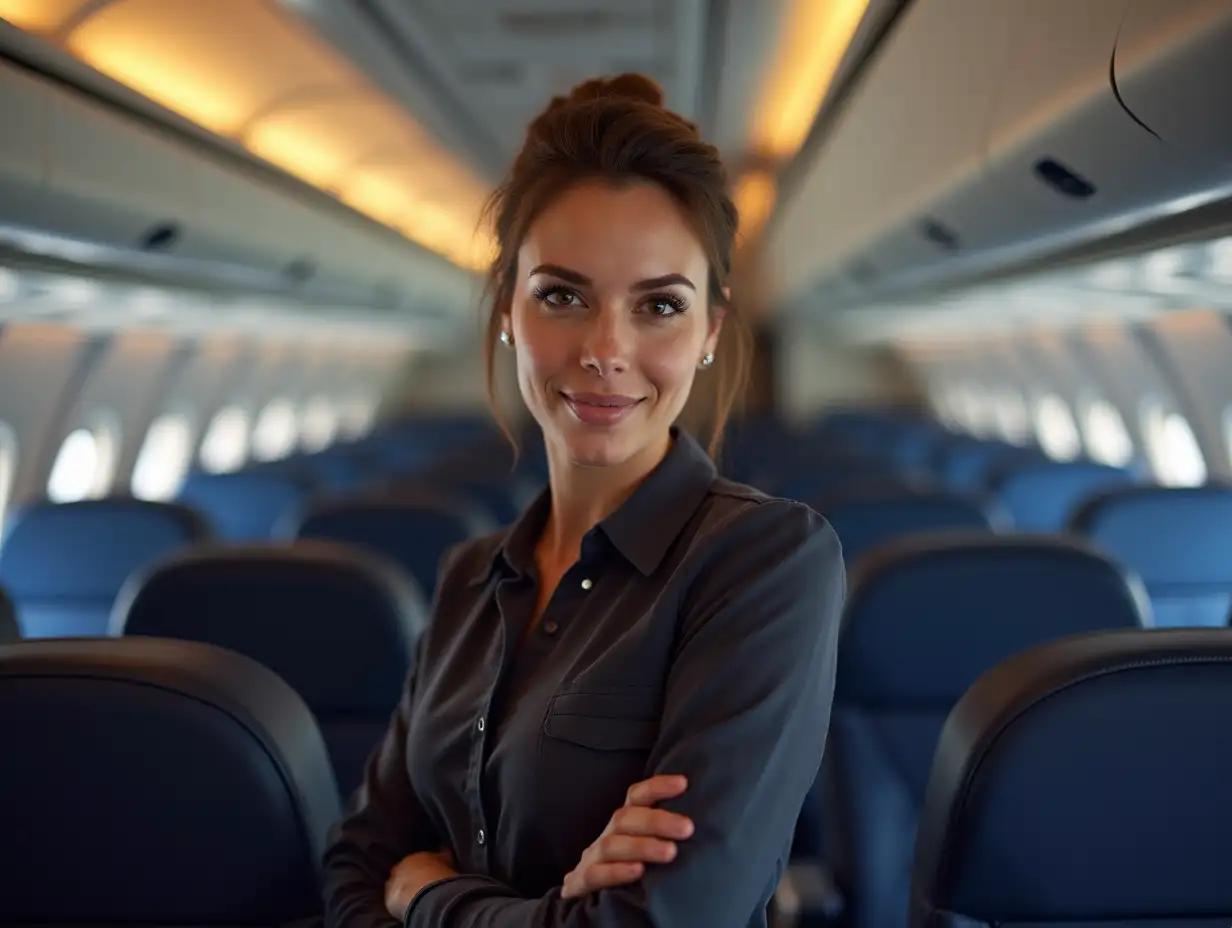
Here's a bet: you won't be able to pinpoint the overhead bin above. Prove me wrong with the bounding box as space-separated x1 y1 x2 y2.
0 59 477 315
1113 0 1232 171
182 157 310 286
976 0 1211 264
775 0 1232 309
42 77 193 254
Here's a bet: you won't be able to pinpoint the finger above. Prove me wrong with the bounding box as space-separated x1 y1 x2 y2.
624 774 688 807
611 805 695 840
564 861 645 898
597 833 678 864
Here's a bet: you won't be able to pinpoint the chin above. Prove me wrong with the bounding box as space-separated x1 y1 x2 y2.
561 429 638 468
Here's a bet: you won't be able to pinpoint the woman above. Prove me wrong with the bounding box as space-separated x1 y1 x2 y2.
322 73 845 928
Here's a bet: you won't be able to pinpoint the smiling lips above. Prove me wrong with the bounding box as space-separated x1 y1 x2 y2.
562 391 643 426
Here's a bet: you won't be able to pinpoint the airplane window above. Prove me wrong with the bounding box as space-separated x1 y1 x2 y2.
251 398 299 461
1081 400 1134 467
1032 394 1082 461
299 396 338 452
993 390 1031 444
131 414 193 501
1142 401 1206 487
0 422 16 535
47 422 117 503
950 384 981 433
199 406 250 473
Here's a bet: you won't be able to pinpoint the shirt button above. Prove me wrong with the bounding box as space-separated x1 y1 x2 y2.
477 829 486 846
476 717 485 732
580 578 593 590
543 621 558 636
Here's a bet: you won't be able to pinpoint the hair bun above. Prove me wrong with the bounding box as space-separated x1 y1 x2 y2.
564 73 665 108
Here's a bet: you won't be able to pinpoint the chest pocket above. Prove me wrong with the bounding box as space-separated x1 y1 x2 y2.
536 686 662 869
543 687 660 751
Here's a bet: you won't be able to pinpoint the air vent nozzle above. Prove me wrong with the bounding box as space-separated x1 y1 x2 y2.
1034 158 1097 199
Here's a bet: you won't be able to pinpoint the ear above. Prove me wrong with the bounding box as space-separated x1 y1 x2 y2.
499 302 513 339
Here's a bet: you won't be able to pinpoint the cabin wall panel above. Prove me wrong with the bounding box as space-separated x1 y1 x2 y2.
0 323 98 505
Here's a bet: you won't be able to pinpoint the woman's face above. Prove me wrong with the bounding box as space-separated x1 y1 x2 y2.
504 181 724 470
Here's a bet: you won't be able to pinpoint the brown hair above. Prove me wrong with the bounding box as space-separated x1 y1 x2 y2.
481 72 751 458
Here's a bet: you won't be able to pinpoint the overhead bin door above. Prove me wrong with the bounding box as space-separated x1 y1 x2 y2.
43 81 191 253
982 0 1232 258
1113 0 1232 173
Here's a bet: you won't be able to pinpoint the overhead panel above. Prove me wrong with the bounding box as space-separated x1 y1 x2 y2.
0 0 493 272
367 0 698 165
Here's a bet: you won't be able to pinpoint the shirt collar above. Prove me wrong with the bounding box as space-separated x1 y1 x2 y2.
469 427 717 585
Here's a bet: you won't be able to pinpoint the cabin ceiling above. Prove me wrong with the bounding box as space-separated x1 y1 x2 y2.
331 0 712 174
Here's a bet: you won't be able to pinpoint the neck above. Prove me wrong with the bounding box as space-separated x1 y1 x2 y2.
539 430 673 566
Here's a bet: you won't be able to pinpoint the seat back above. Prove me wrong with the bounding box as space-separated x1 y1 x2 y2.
830 535 1149 928
1071 486 1232 627
0 500 209 638
818 489 998 565
912 628 1232 928
291 493 490 599
938 438 1037 492
994 460 1136 531
0 637 339 925
114 541 423 799
177 470 314 541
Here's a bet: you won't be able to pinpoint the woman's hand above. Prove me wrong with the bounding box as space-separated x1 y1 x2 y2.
561 774 695 900
384 848 457 920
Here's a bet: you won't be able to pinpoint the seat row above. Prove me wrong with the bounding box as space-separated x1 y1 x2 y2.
5 621 1230 925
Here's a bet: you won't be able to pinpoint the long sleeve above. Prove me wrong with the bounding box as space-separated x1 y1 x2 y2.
323 574 451 927
404 500 846 927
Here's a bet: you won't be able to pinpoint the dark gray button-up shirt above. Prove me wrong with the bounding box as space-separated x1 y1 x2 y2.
323 428 845 927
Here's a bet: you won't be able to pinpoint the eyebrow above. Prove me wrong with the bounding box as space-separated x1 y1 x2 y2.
529 265 696 293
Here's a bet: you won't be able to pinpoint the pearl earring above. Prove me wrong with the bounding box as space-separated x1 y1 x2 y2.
499 330 513 348
698 352 715 369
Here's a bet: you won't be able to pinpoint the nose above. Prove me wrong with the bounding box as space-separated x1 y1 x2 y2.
579 309 630 378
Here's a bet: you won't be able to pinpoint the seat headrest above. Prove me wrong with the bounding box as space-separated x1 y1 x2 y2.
177 470 314 540
817 489 999 563
295 490 494 542
1070 485 1232 584
837 534 1150 706
913 628 1232 928
0 500 210 598
0 585 16 642
114 541 423 713
0 637 339 924
994 460 1137 531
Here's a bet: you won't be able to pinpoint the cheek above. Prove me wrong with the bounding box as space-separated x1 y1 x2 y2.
639 339 699 397
515 327 569 395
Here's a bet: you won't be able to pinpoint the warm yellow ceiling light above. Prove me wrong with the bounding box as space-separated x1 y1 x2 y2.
734 171 779 244
0 0 82 33
753 0 871 160
2 0 492 273
70 29 249 135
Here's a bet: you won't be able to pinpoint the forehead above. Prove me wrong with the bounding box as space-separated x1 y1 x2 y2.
517 181 708 286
